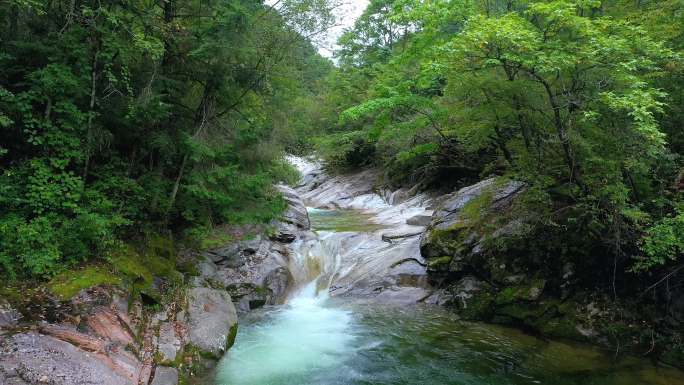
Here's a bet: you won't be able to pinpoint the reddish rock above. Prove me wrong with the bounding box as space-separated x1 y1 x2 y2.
86 307 135 345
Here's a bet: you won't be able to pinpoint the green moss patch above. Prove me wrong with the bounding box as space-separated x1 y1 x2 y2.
47 236 181 301
427 255 453 270
48 266 122 300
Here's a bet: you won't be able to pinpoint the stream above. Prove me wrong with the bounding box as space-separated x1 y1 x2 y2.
214 170 684 385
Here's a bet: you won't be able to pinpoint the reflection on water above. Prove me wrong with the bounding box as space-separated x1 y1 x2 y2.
215 208 684 385
216 294 684 385
308 208 385 232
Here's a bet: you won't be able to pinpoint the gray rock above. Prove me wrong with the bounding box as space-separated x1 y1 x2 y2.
157 322 182 362
197 257 219 281
263 267 290 303
381 228 424 243
406 214 433 226
186 288 238 357
213 240 291 306
151 366 178 385
432 178 524 230
0 300 20 328
276 184 310 230
374 287 432 304
421 178 525 266
0 332 136 385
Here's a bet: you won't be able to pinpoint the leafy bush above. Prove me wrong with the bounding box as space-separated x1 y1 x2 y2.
636 210 684 272
314 130 377 171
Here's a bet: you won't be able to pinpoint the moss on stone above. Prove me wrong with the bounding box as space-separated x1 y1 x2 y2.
460 189 494 226
226 323 238 350
427 255 453 270
459 292 495 320
48 266 122 300
538 317 586 341
494 279 546 305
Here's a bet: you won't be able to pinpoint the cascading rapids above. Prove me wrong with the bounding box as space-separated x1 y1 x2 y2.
215 221 357 385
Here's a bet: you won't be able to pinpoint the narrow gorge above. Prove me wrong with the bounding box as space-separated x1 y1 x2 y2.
211 157 684 385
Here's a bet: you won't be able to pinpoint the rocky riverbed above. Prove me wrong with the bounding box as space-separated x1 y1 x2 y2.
1 155 683 385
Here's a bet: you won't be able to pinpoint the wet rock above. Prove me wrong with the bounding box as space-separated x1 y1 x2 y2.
374 287 432 304
213 240 291 305
186 288 238 357
151 366 178 385
276 184 310 230
263 267 290 303
406 213 433 226
381 227 424 242
299 168 383 209
452 276 488 308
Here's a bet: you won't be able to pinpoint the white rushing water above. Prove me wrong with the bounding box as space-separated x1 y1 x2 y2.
215 278 357 385
215 156 433 385
214 156 684 385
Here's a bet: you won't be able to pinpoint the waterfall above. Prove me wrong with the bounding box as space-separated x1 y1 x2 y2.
215 223 358 385
213 156 684 385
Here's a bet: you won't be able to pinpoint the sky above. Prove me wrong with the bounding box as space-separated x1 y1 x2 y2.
316 0 369 58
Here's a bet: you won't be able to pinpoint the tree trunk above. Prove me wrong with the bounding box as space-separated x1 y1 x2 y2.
83 45 100 184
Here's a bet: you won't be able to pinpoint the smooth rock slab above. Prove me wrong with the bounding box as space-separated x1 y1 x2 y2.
0 332 136 385
186 288 238 357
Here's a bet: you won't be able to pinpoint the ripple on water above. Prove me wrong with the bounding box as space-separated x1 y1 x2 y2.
216 296 684 385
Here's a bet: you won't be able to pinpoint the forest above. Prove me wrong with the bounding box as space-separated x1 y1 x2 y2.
0 0 335 278
1 0 684 377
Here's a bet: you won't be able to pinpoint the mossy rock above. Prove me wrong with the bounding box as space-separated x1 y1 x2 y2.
459 291 495 320
494 279 546 305
421 225 470 258
48 266 122 300
537 317 587 341
427 255 453 271
226 323 238 350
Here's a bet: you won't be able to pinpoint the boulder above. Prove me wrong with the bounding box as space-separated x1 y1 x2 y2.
213 239 291 307
151 366 178 385
186 288 238 357
406 214 433 226
420 178 525 267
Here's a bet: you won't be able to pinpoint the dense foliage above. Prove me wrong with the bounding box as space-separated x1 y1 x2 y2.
307 0 684 298
4 0 684 329
0 0 335 278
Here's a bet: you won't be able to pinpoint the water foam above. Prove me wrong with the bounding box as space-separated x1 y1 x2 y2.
215 280 355 385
